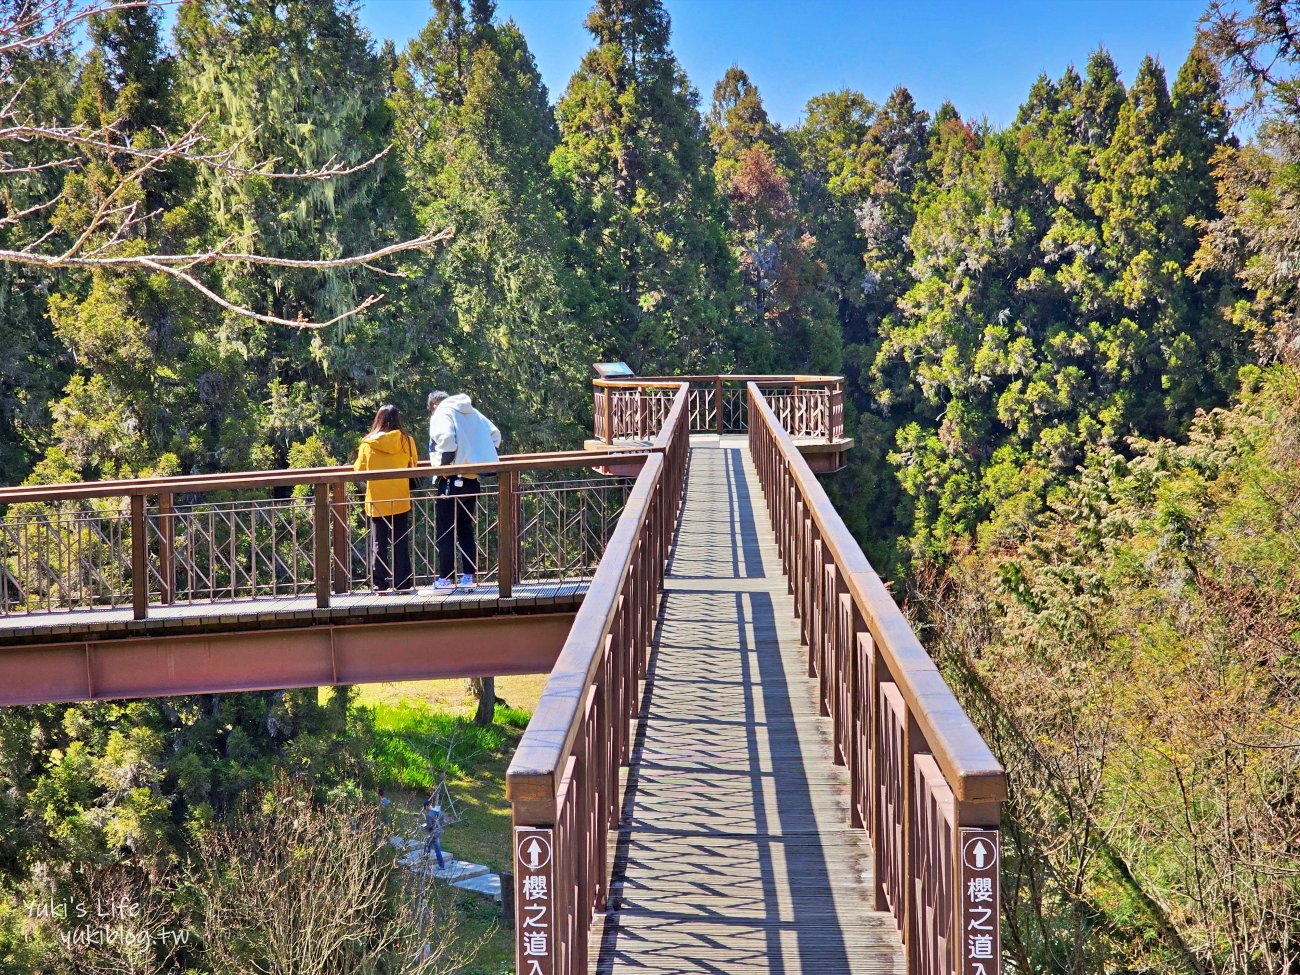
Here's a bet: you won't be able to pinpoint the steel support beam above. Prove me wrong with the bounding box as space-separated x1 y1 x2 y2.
0 612 575 705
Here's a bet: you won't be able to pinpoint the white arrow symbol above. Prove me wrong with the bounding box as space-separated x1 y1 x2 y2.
972 841 988 869
526 838 544 869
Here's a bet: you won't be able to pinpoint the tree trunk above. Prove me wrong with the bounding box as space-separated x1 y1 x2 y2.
466 677 495 726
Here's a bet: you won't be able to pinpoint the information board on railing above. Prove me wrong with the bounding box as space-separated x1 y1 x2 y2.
959 828 1000 975
515 827 555 975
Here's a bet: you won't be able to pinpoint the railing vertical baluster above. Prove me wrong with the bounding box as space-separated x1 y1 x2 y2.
313 483 330 610
331 481 349 595
130 494 148 620
159 492 175 605
603 385 613 445
715 377 723 433
904 708 923 974
499 470 515 598
250 507 259 599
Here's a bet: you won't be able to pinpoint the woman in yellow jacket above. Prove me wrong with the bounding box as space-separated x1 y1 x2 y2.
353 405 420 593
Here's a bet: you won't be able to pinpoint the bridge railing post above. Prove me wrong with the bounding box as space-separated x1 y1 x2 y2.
313 483 330 610
330 481 349 595
603 385 613 445
158 492 175 605
130 494 148 621
498 470 516 598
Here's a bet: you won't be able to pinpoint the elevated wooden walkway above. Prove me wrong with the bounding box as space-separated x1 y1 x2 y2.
592 436 905 974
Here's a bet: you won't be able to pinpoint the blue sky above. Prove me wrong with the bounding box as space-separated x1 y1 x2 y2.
356 0 1209 128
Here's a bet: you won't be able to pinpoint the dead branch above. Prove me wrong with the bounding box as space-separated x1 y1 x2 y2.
1 0 452 329
0 1 165 58
0 227 454 272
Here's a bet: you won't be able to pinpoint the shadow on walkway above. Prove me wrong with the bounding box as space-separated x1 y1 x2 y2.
595 441 900 975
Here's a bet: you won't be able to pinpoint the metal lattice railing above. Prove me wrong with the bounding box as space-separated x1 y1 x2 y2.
0 457 643 620
0 501 131 614
594 375 845 444
747 382 1005 975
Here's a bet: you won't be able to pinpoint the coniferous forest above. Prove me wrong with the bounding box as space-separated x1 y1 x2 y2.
1 0 1298 972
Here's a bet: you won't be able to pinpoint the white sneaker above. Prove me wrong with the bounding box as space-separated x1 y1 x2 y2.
432 577 455 591
459 574 475 587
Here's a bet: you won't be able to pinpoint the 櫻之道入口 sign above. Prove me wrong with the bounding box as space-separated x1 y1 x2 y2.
960 829 1000 975
515 827 555 975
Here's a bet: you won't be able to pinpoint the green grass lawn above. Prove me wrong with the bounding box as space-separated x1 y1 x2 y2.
355 678 549 974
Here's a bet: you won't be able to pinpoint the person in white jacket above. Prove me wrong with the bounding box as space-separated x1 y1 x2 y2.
427 391 502 588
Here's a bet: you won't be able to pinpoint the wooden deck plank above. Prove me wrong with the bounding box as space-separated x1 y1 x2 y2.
593 438 904 975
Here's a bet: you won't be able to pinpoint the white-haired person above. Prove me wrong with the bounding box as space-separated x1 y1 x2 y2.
426 390 501 589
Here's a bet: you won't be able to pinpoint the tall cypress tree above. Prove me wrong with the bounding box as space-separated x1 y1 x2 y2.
176 0 406 466
0 4 78 481
1092 54 1238 432
393 0 594 450
708 66 840 372
36 5 204 481
552 0 738 373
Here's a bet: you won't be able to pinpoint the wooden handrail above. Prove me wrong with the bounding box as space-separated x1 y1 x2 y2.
0 450 652 505
747 382 1004 803
505 451 664 803
507 384 687 800
749 382 1003 975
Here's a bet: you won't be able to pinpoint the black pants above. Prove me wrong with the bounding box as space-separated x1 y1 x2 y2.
369 510 413 591
435 477 478 579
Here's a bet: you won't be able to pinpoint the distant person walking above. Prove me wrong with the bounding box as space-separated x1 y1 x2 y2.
353 405 419 593
422 799 446 869
427 391 501 589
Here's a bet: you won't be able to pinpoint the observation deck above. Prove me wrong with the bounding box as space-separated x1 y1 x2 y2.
0 375 1004 975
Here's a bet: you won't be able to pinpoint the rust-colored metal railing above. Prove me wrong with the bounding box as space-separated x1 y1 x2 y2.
593 374 845 444
506 383 689 975
0 450 648 621
748 382 1006 975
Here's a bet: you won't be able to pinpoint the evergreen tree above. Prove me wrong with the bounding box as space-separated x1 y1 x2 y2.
709 66 840 372
869 49 1239 562
788 86 930 575
393 0 593 450
552 0 738 373
0 4 78 481
1197 1 1300 359
1076 47 1126 148
32 5 210 481
1092 55 1238 433
176 0 409 468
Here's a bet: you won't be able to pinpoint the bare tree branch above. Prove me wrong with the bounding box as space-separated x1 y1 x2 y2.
0 227 454 272
0 1 166 57
0 119 394 180
1 0 453 329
